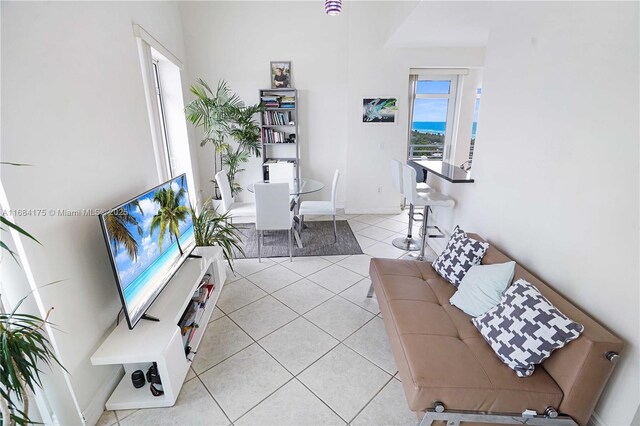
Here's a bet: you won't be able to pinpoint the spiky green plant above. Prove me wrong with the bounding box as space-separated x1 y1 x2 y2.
0 298 64 426
0 161 63 426
190 200 244 271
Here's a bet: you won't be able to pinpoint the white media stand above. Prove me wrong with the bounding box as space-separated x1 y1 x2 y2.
91 246 226 410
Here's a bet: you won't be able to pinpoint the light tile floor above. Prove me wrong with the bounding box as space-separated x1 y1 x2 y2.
98 211 435 426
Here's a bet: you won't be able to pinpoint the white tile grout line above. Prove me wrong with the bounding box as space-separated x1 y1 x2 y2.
195 374 234 425
107 218 413 425
200 295 394 425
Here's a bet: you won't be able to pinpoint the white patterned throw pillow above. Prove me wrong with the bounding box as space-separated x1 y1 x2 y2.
432 226 489 287
472 279 584 377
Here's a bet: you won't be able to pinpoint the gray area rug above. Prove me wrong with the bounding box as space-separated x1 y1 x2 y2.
234 220 363 258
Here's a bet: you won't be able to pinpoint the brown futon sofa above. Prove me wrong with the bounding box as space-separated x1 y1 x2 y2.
369 234 623 426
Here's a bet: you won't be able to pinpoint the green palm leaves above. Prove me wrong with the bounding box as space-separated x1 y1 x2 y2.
104 200 143 261
150 184 190 253
0 298 64 426
0 162 63 425
190 200 244 272
186 79 264 198
186 79 243 153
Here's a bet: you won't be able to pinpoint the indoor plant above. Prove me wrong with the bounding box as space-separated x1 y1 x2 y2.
185 79 264 199
190 199 245 271
0 165 63 426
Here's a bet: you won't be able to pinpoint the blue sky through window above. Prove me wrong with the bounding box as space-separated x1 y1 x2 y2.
416 80 450 94
413 98 448 122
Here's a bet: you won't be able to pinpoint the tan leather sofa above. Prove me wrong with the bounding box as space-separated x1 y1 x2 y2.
369 235 624 426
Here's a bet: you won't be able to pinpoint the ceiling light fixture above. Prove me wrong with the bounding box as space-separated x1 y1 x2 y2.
324 0 342 16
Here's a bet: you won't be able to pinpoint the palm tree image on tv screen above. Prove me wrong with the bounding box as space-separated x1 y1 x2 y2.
101 174 196 327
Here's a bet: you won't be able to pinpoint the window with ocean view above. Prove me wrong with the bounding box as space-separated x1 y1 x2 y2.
469 88 481 160
409 77 458 160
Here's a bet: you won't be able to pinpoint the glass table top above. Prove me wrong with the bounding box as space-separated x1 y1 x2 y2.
247 178 324 196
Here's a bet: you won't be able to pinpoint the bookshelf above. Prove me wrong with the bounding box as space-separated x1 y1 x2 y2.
259 88 300 183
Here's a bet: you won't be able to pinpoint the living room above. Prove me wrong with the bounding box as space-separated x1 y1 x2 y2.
1 1 638 426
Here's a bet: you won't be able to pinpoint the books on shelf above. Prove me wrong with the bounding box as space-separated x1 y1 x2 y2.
280 96 295 109
263 128 294 143
263 111 293 125
178 301 198 336
260 95 296 109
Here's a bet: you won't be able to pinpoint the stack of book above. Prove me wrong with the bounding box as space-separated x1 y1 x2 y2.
261 95 280 108
263 129 290 143
178 273 215 350
280 96 295 109
263 111 292 125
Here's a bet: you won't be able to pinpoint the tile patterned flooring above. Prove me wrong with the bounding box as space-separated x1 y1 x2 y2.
98 211 436 426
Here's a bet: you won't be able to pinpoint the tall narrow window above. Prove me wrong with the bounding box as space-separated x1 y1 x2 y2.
152 61 173 176
135 24 197 200
408 76 459 160
469 88 481 160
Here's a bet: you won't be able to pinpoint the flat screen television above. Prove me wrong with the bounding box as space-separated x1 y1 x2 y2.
99 174 196 329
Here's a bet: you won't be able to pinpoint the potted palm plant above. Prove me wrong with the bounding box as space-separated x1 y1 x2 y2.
0 166 64 426
185 79 264 200
189 199 245 271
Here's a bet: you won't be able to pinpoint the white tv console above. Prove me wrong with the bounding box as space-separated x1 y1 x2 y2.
91 246 226 410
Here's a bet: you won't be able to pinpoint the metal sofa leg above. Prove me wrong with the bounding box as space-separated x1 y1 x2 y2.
366 283 375 298
418 402 577 426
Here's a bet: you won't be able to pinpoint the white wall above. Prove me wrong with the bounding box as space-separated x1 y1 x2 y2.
433 2 638 424
179 1 484 214
180 1 351 207
1 2 189 423
344 2 484 213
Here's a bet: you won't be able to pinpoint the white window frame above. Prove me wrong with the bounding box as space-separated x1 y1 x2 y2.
408 69 468 163
151 60 173 176
133 24 183 183
134 24 199 207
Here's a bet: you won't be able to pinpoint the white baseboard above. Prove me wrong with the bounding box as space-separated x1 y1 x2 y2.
344 207 401 215
82 366 123 425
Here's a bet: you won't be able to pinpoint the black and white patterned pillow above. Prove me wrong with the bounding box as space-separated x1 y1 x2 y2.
432 226 488 287
472 279 584 377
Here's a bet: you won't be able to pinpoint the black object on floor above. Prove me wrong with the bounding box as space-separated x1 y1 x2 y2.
234 220 363 259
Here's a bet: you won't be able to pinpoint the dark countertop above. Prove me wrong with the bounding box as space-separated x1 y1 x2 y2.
410 159 474 183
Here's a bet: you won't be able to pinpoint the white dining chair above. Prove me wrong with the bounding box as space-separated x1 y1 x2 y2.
254 182 295 262
214 170 255 220
299 169 340 242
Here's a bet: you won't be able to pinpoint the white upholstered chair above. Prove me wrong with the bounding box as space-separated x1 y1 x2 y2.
299 169 340 242
254 182 294 262
214 170 255 220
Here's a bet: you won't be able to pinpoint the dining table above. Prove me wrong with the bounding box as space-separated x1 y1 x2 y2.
247 178 325 248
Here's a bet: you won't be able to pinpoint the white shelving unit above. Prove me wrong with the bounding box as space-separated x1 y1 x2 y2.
91 246 226 410
259 88 300 183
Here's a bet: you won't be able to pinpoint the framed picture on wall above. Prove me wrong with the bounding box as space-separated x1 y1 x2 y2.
271 61 292 88
362 98 398 123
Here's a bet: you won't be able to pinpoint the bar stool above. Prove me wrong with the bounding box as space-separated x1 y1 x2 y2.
402 164 455 262
391 159 431 251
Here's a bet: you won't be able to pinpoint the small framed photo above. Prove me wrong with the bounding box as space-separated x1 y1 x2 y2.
271 61 292 89
362 98 398 123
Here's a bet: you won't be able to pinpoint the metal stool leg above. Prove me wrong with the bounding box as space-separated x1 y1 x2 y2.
366 283 375 298
416 206 430 261
392 203 422 251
